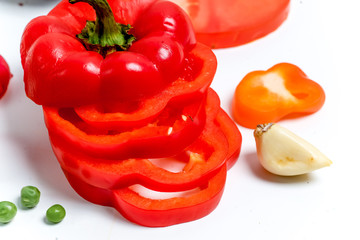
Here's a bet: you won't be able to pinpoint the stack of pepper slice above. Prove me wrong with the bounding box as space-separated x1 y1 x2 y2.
20 0 242 227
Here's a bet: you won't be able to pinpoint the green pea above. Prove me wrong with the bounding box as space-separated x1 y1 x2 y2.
0 201 17 223
21 186 41 208
46 204 66 223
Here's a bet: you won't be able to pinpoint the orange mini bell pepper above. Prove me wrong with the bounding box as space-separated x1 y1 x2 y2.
232 63 326 129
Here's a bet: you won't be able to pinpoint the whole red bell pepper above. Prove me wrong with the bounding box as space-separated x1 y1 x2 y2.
0 55 12 99
20 0 198 107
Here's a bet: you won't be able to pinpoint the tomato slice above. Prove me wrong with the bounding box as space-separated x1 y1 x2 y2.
170 0 290 48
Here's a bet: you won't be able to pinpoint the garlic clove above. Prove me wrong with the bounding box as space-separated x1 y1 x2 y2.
254 123 332 176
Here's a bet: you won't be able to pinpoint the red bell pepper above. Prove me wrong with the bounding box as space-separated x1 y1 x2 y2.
60 99 241 227
47 89 241 226
21 0 242 227
112 166 226 227
20 0 198 107
72 43 217 130
217 108 242 170
44 91 207 160
58 104 240 227
63 165 227 227
46 89 234 191
232 63 326 129
0 55 12 99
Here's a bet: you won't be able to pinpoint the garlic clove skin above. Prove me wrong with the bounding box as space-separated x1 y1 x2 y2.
254 123 332 176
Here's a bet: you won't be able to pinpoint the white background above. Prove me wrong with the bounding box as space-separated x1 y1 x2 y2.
0 0 358 239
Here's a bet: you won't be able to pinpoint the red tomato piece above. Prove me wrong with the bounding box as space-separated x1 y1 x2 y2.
170 0 290 48
0 55 12 99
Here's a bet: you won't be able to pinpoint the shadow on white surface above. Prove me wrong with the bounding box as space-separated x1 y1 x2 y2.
0 71 76 200
243 151 313 184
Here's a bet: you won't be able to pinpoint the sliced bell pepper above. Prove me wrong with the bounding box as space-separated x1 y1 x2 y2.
62 165 227 227
46 89 236 192
20 0 198 107
44 88 210 160
21 0 243 227
57 104 240 227
0 55 12 99
216 108 242 170
169 0 290 49
111 165 226 227
232 63 326 129
59 103 240 227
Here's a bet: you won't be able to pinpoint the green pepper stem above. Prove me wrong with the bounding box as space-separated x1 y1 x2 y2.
69 0 135 57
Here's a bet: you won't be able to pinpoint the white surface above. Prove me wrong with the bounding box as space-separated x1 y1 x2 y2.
0 0 357 239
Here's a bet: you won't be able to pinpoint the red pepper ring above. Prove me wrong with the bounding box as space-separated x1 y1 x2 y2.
58 108 240 227
216 109 242 170
49 91 229 192
113 166 226 227
62 165 227 227
74 43 216 130
43 88 218 160
52 115 227 192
